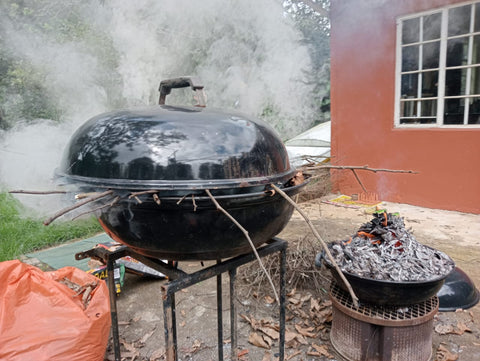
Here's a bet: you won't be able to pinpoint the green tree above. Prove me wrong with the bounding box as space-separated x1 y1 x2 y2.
0 0 123 128
284 0 331 125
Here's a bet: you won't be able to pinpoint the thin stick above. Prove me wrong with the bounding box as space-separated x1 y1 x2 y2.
128 190 159 198
271 184 359 308
351 169 367 193
43 190 114 226
205 189 279 304
71 196 120 220
9 190 67 195
305 164 418 174
75 192 106 200
191 194 197 212
176 194 188 205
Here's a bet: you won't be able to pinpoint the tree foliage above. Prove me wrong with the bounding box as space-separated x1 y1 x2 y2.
284 0 331 125
0 0 122 129
0 0 331 131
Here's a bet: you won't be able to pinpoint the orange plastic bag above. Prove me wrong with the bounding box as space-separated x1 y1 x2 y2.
0 260 111 361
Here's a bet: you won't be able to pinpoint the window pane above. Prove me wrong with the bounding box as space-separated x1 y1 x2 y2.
447 37 468 67
402 45 419 71
422 71 438 97
444 98 464 124
468 97 480 124
448 5 471 37
475 3 480 32
401 100 417 117
423 13 441 41
422 41 440 69
446 68 467 96
472 35 480 65
403 18 419 44
471 66 480 95
400 117 436 124
420 100 437 116
401 73 418 97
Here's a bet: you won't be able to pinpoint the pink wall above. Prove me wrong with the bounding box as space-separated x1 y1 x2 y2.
330 0 480 214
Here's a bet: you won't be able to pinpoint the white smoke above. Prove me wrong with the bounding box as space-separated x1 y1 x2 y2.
0 0 316 213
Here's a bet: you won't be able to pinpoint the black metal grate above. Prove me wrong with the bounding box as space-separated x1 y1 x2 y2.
330 282 438 321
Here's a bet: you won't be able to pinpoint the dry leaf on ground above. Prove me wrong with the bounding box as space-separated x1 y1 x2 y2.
285 349 302 360
435 324 455 335
249 332 271 349
149 348 165 361
435 344 459 361
295 324 316 338
455 322 472 335
307 343 334 358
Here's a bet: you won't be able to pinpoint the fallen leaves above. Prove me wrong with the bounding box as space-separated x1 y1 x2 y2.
307 343 334 358
241 290 334 359
249 332 271 349
58 277 98 309
435 322 472 335
434 344 459 361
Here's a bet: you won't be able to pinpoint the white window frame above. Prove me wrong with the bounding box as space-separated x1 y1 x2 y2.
395 1 480 128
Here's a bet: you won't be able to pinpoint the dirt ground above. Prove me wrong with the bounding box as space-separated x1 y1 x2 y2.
103 195 480 361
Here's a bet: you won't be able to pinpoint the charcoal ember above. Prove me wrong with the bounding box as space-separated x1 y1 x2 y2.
328 212 455 282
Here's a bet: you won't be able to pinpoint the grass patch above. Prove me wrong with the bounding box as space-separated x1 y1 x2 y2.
0 192 102 262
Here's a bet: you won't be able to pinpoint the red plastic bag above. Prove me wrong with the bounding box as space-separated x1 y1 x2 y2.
0 260 111 361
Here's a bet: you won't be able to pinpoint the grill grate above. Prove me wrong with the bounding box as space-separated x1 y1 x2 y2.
329 282 438 361
330 282 438 323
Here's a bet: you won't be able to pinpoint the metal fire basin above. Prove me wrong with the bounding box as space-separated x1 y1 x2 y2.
329 283 438 361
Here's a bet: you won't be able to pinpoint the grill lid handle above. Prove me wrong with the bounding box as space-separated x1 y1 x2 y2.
158 76 206 107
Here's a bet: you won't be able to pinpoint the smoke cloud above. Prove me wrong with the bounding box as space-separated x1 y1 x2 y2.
0 0 315 213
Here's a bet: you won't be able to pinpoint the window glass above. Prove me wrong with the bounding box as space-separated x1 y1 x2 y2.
423 13 441 40
448 5 471 36
420 100 437 116
444 98 464 124
468 97 480 123
422 41 440 69
475 3 480 32
401 100 417 117
471 66 480 94
403 18 420 44
446 68 467 96
401 73 418 97
447 37 469 67
402 45 419 71
472 35 480 65
421 71 438 97
398 3 480 127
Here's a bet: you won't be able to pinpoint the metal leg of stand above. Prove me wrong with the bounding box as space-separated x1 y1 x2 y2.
279 247 286 361
163 289 177 361
217 260 224 361
77 238 288 361
107 259 121 361
229 268 237 360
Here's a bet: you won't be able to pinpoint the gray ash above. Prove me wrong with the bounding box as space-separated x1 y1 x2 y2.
328 211 455 282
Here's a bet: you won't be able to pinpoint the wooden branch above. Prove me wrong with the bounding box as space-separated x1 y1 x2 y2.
43 190 114 226
9 190 67 195
75 192 106 200
271 184 359 308
191 194 197 212
176 194 188 205
71 196 120 221
351 169 367 193
305 164 418 174
128 190 159 198
205 189 280 304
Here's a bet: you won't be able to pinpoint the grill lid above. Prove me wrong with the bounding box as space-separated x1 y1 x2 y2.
57 78 294 191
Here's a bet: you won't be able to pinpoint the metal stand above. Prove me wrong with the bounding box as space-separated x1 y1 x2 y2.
76 237 287 361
